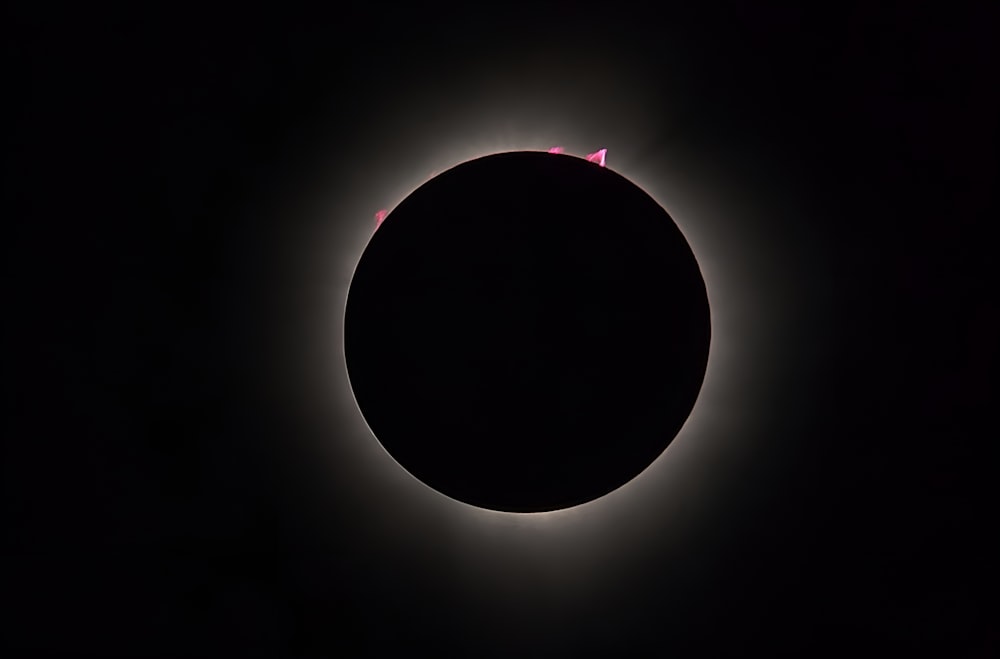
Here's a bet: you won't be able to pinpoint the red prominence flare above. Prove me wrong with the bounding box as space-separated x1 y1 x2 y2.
585 148 607 167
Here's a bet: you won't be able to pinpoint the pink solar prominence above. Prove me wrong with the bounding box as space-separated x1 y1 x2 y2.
585 148 607 167
547 146 607 167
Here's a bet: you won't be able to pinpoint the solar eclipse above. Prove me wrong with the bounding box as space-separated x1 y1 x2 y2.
345 151 711 512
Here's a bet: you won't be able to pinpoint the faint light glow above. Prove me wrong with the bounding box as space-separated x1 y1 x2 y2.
319 134 772 526
585 148 607 167
263 52 810 627
280 61 794 535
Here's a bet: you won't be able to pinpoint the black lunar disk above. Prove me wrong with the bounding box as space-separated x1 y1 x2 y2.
345 151 710 512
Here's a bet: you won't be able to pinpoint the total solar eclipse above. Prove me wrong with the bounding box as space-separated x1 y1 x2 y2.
345 151 710 512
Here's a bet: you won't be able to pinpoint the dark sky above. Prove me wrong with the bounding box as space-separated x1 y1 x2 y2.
4 2 996 656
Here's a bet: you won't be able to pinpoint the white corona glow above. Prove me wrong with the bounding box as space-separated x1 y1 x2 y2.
248 38 821 633
333 140 759 527
279 51 795 568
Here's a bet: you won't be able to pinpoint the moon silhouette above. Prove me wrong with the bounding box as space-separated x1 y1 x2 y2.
345 151 710 512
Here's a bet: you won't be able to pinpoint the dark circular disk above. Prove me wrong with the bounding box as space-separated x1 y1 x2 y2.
345 151 710 512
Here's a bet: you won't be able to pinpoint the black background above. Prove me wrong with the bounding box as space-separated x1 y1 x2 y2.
4 2 996 656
